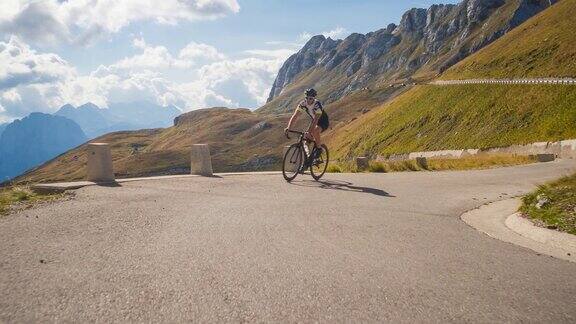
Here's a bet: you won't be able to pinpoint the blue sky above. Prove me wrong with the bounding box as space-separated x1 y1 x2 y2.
0 0 459 122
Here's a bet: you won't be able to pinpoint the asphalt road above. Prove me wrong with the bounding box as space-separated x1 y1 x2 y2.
1 161 576 323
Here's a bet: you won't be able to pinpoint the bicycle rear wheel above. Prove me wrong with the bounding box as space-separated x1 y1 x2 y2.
282 144 304 182
310 144 329 181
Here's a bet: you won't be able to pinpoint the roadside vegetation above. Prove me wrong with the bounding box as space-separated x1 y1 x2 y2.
327 154 537 173
329 84 576 160
0 186 64 216
520 174 576 235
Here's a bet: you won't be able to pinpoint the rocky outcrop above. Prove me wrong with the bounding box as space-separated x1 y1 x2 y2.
0 113 87 181
267 36 340 101
266 0 557 104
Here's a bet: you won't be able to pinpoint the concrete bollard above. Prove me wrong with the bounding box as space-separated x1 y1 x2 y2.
536 154 555 163
356 157 369 171
416 157 428 169
191 144 213 176
87 143 115 182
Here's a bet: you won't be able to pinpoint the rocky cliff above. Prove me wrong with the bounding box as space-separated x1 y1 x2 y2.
264 0 557 112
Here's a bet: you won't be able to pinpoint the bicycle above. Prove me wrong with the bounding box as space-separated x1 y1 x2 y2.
282 130 329 182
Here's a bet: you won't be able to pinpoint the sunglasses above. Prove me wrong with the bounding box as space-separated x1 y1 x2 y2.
305 96 315 100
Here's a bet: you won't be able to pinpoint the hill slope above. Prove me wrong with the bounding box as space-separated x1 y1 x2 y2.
329 0 576 160
14 108 292 183
441 0 576 79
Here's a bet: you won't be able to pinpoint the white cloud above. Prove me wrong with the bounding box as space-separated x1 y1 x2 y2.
132 36 146 49
0 36 295 121
0 36 75 90
300 26 349 41
0 0 241 45
199 51 292 106
179 42 226 61
244 49 296 60
111 45 192 71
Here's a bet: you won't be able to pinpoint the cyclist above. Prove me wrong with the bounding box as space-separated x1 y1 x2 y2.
284 88 329 158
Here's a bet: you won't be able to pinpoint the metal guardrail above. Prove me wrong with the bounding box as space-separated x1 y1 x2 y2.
431 78 576 85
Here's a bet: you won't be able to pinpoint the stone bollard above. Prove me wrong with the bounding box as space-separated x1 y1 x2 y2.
356 157 369 171
536 154 555 163
191 144 213 176
416 157 428 169
87 143 115 182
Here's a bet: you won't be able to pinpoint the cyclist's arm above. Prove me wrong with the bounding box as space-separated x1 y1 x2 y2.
286 108 302 130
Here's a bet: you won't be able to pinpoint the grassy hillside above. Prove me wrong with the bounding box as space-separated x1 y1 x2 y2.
329 0 576 160
329 84 576 159
442 0 576 79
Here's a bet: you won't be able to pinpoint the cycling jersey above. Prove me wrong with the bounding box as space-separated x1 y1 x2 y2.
296 98 329 131
297 99 324 118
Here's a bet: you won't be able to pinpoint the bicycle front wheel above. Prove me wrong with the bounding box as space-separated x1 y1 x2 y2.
282 144 304 182
310 144 329 181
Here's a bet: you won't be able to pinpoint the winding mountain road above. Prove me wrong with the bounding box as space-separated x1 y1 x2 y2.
1 161 576 322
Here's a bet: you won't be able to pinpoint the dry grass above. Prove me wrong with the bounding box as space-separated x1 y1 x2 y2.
427 154 537 170
0 185 63 215
328 154 536 173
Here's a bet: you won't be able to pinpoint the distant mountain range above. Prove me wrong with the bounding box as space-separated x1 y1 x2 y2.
55 101 181 139
0 123 7 137
0 101 181 182
0 113 87 182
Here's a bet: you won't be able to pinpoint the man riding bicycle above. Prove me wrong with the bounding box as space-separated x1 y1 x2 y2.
284 88 329 158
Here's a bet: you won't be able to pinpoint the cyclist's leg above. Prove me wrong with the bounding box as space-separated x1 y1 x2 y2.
311 125 322 147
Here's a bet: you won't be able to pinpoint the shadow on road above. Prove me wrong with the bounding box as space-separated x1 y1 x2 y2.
291 179 395 198
96 181 122 188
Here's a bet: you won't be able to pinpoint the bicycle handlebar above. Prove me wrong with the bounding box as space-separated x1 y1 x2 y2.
285 129 306 139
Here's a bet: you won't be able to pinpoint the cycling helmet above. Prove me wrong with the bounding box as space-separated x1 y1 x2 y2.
304 88 317 98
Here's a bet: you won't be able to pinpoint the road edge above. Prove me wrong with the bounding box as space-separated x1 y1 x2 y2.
461 198 575 263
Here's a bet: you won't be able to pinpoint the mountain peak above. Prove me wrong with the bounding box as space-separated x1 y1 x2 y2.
77 102 101 111
57 104 75 113
398 8 427 34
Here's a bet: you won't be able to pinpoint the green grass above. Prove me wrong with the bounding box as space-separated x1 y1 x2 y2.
328 154 536 173
326 163 343 173
330 84 576 159
0 186 63 215
427 154 536 170
520 174 576 235
442 0 576 79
